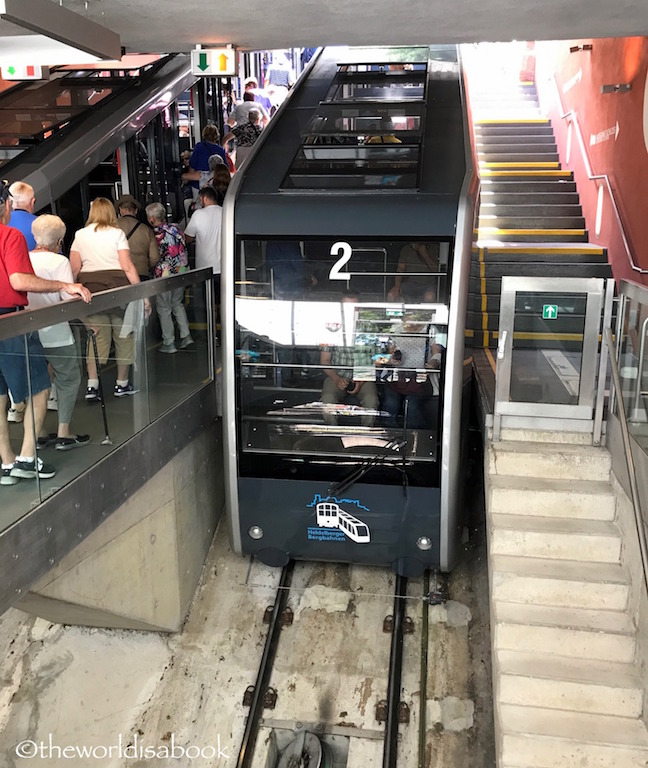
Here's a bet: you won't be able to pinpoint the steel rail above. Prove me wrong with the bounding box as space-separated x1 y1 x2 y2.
382 574 408 768
234 560 295 768
418 571 430 768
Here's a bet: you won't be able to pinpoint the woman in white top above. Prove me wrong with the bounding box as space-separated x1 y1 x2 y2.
70 197 143 400
28 214 90 449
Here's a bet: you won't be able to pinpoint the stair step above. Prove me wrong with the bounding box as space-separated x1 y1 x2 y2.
477 135 556 146
481 160 561 169
491 555 628 610
490 514 621 562
480 204 582 217
478 216 586 228
496 600 635 634
480 192 580 205
481 172 574 182
488 441 611 480
488 475 616 519
495 614 636 661
481 180 577 193
475 111 545 121
478 228 588 243
479 152 560 163
475 244 605 261
500 705 648 767
498 651 643 717
471 94 539 103
474 112 545 121
470 261 611 279
475 124 554 137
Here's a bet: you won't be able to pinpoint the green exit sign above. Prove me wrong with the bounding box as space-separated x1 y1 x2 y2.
542 304 558 320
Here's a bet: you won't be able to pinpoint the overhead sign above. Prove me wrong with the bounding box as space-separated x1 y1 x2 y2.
542 304 558 320
2 64 49 81
191 49 236 77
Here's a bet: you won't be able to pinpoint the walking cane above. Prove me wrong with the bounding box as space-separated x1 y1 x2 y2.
88 329 113 446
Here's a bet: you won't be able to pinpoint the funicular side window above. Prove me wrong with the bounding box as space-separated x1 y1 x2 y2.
235 239 451 464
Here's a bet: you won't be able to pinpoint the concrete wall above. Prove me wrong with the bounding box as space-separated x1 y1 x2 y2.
16 424 224 632
535 37 648 285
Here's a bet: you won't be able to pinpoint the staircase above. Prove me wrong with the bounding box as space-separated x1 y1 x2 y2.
486 436 648 767
467 73 612 349
465 46 648 768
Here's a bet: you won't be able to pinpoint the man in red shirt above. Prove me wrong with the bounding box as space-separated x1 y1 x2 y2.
0 180 91 483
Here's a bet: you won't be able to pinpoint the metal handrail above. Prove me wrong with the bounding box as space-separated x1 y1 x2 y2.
0 267 213 342
604 327 648 597
552 76 647 275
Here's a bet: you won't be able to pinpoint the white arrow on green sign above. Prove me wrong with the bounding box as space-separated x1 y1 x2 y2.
542 304 558 320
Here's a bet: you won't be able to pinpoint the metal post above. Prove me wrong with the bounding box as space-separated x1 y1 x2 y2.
605 328 648 598
630 316 648 421
593 279 615 444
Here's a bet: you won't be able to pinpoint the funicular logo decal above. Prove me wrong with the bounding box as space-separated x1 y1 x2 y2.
307 494 371 543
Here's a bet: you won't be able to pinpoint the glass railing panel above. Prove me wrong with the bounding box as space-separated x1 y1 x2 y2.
509 291 587 406
0 270 214 536
617 292 648 446
146 279 212 421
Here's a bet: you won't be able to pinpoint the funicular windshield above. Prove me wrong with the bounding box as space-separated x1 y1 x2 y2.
235 238 451 467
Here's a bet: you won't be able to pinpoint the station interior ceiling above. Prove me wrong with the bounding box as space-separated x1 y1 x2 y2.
2 0 647 58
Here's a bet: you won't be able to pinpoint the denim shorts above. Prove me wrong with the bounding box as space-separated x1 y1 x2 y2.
0 331 51 402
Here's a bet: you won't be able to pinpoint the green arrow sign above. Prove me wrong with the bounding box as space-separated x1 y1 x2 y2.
7 66 15 75
542 304 558 320
198 53 209 72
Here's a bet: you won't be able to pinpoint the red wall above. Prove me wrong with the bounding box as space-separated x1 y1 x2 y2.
535 37 648 286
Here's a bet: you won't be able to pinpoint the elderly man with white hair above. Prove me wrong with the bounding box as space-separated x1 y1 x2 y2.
27 214 89 450
8 181 37 250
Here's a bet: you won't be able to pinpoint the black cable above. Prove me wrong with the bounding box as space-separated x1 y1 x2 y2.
328 438 405 496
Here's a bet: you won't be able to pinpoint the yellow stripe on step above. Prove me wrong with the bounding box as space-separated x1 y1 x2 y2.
480 161 560 169
480 170 572 177
479 228 586 236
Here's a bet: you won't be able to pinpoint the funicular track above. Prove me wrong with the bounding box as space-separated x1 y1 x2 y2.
233 561 445 768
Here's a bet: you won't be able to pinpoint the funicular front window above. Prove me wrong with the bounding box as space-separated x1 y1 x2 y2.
235 239 450 465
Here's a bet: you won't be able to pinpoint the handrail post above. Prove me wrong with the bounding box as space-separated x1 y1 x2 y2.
630 316 648 421
605 327 648 598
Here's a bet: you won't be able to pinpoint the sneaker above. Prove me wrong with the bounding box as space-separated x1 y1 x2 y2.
36 433 58 450
55 434 91 451
114 382 138 398
7 406 25 423
159 343 177 354
10 457 56 480
85 386 100 402
1 465 18 485
179 335 194 349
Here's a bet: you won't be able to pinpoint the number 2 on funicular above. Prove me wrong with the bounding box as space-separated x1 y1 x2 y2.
329 241 352 281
